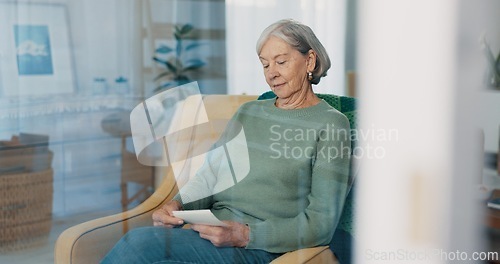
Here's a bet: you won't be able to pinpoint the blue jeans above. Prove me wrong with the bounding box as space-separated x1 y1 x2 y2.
101 227 353 264
100 227 282 264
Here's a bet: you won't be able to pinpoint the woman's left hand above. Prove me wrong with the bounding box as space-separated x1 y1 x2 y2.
191 221 250 247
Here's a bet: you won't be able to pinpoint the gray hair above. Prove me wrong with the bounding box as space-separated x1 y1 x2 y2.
256 19 331 85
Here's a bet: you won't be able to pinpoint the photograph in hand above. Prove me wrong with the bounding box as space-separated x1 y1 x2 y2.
172 210 228 226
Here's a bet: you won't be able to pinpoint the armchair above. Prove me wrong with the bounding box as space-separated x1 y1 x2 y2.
55 93 356 264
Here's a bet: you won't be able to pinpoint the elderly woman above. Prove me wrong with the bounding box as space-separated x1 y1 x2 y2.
102 19 351 264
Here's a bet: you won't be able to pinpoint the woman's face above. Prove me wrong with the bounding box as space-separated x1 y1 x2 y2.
259 36 315 99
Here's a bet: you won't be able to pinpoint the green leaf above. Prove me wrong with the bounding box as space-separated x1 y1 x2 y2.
161 81 175 88
183 64 205 72
177 75 190 80
174 25 182 34
164 60 178 73
483 41 497 70
174 76 191 85
495 50 500 75
183 60 205 72
173 58 183 70
155 45 173 54
180 24 194 35
153 57 178 74
153 57 168 66
153 71 173 81
186 59 205 66
176 41 182 57
185 42 204 51
174 32 181 41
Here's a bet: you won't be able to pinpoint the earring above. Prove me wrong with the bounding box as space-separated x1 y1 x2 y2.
307 72 313 81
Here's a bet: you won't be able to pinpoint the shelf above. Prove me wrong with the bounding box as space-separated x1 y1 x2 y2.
0 95 144 119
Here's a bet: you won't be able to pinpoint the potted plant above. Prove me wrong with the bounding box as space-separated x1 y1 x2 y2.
152 24 205 92
481 35 500 88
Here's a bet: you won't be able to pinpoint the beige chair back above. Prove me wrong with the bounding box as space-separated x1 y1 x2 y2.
158 94 258 188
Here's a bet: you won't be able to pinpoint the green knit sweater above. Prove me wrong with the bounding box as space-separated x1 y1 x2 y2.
174 98 351 253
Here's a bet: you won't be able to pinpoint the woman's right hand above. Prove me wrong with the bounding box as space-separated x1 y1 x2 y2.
152 200 184 228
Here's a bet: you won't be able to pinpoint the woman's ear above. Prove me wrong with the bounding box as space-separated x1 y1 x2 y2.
306 49 317 72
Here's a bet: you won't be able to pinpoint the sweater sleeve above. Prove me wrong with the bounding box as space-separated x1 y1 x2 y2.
171 152 217 210
245 113 351 253
172 107 245 210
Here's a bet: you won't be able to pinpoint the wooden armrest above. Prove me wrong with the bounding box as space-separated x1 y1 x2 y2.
54 169 178 264
271 246 338 264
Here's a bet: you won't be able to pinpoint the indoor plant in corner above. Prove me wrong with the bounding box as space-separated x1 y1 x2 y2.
152 24 205 92
481 35 500 89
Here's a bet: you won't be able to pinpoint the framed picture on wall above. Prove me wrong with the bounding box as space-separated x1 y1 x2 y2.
0 2 75 97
